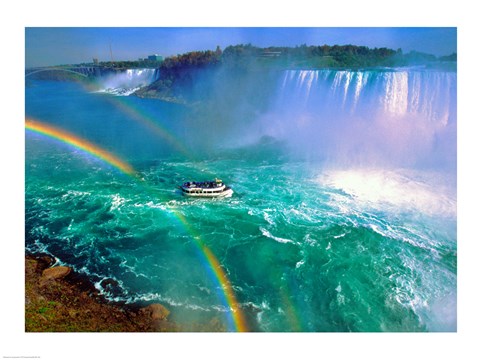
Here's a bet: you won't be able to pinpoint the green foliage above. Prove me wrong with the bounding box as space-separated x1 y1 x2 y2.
223 43 454 69
160 50 221 74
220 43 402 69
96 59 162 69
143 50 222 98
439 52 457 62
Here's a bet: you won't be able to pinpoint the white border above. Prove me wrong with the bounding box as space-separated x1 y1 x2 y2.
2 1 478 359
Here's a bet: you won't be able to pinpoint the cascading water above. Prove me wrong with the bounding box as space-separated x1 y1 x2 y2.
96 68 160 96
257 69 456 170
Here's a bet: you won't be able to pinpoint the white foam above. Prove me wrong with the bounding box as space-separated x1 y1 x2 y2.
317 168 456 218
133 201 167 210
262 211 275 225
125 292 229 313
289 207 313 221
67 219 74 231
295 259 305 268
110 193 125 211
61 190 91 199
260 227 295 244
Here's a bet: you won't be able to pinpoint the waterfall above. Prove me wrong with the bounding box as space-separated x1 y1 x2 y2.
261 68 456 169
96 68 160 96
275 69 455 123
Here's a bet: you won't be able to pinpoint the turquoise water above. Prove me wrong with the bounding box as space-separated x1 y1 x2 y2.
25 70 457 332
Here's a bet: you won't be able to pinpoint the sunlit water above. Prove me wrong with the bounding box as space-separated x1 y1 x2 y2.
25 69 456 332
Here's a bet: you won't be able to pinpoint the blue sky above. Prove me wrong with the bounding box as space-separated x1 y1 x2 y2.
25 27 456 68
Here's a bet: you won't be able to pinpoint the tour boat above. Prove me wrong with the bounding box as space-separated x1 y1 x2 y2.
179 178 233 197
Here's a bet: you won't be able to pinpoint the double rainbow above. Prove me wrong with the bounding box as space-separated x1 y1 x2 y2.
25 118 248 331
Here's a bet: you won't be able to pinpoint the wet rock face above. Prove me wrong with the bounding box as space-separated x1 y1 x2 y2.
142 303 170 320
39 266 71 286
36 255 55 270
98 278 124 298
42 266 71 279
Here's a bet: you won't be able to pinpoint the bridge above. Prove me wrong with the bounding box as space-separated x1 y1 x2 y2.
25 67 93 77
25 66 105 78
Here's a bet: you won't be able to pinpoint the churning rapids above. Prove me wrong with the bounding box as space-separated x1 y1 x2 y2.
25 67 456 332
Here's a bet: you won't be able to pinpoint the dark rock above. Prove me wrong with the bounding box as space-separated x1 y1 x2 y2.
99 278 119 289
26 253 56 273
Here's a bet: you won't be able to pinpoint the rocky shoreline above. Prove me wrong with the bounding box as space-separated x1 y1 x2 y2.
25 253 175 332
133 88 185 104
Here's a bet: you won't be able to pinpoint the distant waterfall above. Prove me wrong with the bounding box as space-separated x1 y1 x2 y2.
96 68 160 96
262 69 457 169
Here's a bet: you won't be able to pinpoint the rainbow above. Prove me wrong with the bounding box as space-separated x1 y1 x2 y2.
88 91 194 160
25 118 248 331
25 118 136 177
108 96 192 158
97 94 217 178
279 284 303 331
173 211 249 332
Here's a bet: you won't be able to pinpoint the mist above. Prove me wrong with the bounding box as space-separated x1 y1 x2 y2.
80 62 457 174
174 66 456 174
